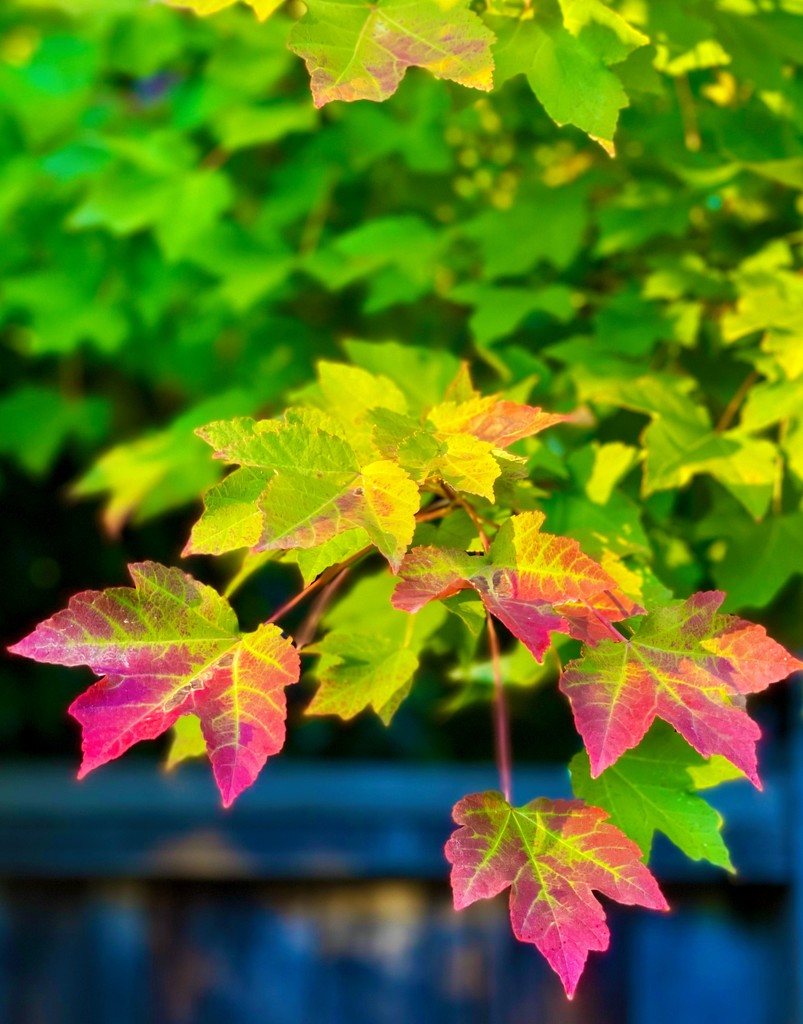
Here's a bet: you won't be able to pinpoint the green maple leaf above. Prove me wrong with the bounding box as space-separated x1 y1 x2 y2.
73 392 257 534
492 0 647 151
306 572 446 722
709 511 803 610
288 0 495 107
306 633 420 724
187 411 419 570
570 721 741 870
314 361 409 456
166 713 207 770
0 385 108 477
591 378 778 520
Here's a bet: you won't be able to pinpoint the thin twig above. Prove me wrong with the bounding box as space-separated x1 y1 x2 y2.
415 505 453 525
443 483 491 552
674 74 701 152
715 369 759 433
773 419 788 516
267 548 369 624
293 568 352 650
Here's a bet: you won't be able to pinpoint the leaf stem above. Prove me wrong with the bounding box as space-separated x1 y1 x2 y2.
604 588 634 623
224 551 275 600
201 146 231 171
298 170 338 256
487 612 513 805
581 599 630 643
415 504 453 525
267 548 369 625
293 568 352 649
442 483 491 553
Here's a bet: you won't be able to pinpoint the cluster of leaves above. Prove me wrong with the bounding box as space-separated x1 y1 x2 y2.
11 357 803 994
3 0 803 1000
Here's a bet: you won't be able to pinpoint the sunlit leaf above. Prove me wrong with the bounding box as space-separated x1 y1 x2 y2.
288 0 495 107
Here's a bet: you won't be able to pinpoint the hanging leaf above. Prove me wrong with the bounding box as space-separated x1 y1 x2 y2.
569 721 739 870
165 713 207 770
288 0 496 107
305 573 446 722
560 591 803 785
446 791 667 997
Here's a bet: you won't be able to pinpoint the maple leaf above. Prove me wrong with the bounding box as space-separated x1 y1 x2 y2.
315 361 409 458
372 391 566 501
305 633 419 724
446 791 667 997
570 721 740 871
560 591 803 786
490 0 647 152
305 572 446 723
553 587 642 646
8 562 300 806
288 0 496 108
393 510 622 659
292 528 371 586
371 408 502 499
188 414 419 570
426 394 566 447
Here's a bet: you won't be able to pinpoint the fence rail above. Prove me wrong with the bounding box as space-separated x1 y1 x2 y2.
0 761 799 1024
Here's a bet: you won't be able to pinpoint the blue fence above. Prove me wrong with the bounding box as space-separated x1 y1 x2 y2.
0 759 800 1024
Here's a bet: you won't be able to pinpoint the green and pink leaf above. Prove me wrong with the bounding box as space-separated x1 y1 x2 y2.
9 563 300 806
446 791 667 997
560 592 803 785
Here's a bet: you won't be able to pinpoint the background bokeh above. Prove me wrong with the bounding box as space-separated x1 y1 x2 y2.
1 0 802 1019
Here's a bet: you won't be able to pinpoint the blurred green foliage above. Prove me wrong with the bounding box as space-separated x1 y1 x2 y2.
1 0 801 757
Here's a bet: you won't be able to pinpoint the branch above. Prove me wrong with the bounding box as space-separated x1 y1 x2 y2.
715 369 759 433
442 483 491 553
267 548 369 625
293 569 352 649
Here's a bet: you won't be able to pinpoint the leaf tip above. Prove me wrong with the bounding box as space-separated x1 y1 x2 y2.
590 134 616 157
6 638 27 658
